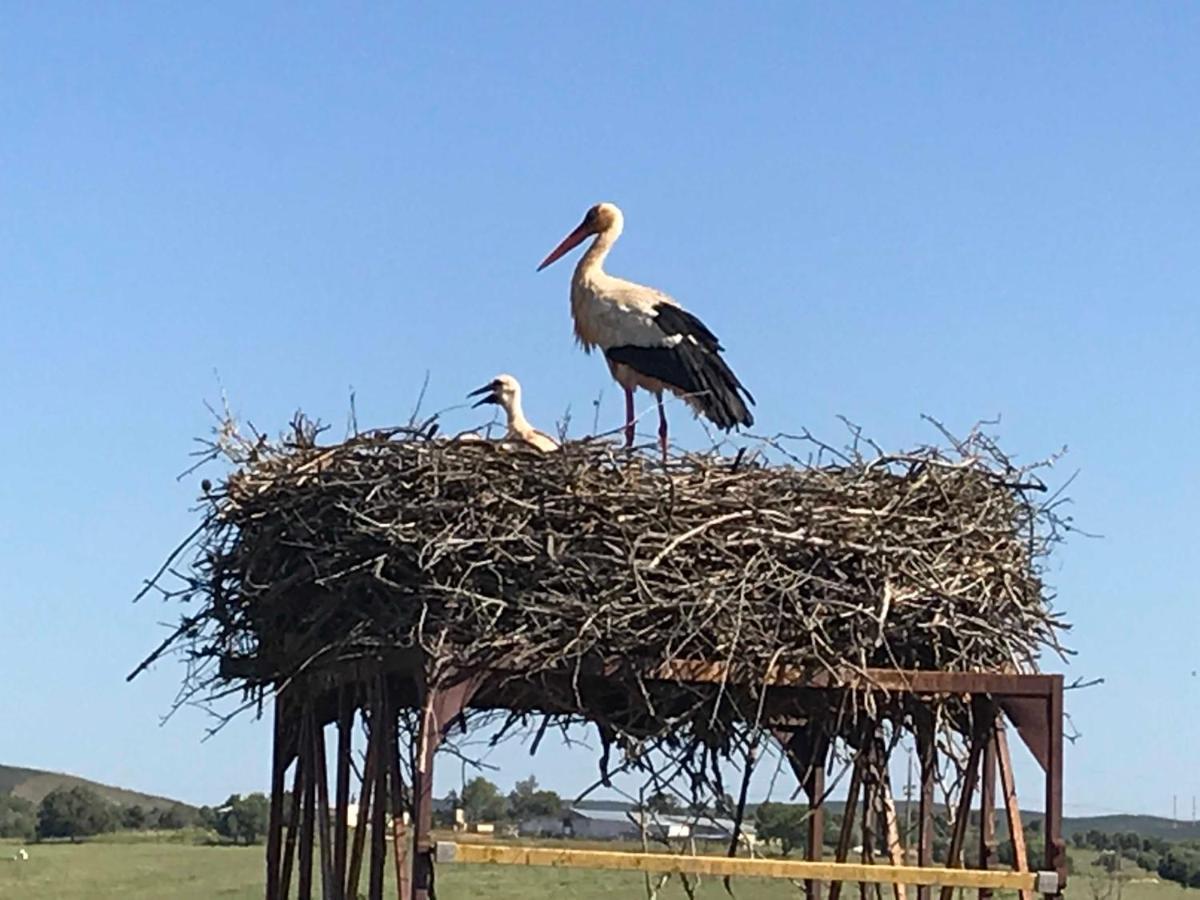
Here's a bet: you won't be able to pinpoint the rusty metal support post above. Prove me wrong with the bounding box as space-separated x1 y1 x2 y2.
369 682 389 900
298 712 316 900
281 757 304 900
996 725 1032 900
267 696 288 900
916 714 936 900
979 712 997 900
938 716 986 900
828 752 864 900
311 712 336 899
388 707 411 899
777 726 830 900
345 706 376 900
412 676 481 900
1044 676 1065 897
333 686 353 897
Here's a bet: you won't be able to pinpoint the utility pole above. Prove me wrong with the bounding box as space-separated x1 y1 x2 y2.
1173 794 1178 823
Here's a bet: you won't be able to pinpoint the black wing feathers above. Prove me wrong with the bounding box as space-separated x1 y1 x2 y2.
603 304 754 432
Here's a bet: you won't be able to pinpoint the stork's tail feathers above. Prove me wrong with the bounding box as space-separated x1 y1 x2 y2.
604 342 755 433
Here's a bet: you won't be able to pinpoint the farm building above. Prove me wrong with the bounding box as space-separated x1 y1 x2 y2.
519 807 753 843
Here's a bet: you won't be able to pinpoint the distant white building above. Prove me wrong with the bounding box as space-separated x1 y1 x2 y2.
519 807 754 844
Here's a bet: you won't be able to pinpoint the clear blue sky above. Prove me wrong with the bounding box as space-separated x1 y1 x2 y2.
2 4 1197 817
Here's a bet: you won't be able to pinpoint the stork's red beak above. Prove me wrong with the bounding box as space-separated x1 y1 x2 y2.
537 222 591 271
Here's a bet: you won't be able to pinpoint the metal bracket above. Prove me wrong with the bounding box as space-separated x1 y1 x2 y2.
435 841 458 863
1035 871 1060 895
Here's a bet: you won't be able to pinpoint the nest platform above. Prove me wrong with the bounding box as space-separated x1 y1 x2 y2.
133 419 1071 900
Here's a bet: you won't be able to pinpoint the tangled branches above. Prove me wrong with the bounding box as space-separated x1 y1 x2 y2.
134 416 1070 754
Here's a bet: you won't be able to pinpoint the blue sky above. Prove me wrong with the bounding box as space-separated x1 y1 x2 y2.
1 4 1197 816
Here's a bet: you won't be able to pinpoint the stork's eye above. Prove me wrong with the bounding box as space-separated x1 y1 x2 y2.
491 379 502 389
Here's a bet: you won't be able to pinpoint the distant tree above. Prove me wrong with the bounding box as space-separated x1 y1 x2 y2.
0 795 36 840
461 777 507 824
36 786 116 841
508 776 562 822
214 794 270 845
754 802 808 856
196 805 219 831
1135 851 1160 873
121 804 148 830
156 804 194 830
644 791 681 816
1071 832 1088 849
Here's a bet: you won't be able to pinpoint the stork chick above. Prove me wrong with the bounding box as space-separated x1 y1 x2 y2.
467 374 559 452
537 202 754 460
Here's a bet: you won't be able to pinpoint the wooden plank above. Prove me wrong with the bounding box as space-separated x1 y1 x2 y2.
436 842 1043 890
996 727 1032 900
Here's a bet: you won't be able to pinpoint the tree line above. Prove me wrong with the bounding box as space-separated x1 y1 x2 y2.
1073 828 1200 889
0 785 269 845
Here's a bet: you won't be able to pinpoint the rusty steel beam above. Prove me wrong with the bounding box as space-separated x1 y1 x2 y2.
333 687 353 898
938 722 986 900
776 726 830 900
1044 676 1066 897
979 713 997 900
412 675 483 900
266 698 287 900
916 719 936 900
828 753 865 900
345 708 376 900
996 726 1033 900
298 713 316 900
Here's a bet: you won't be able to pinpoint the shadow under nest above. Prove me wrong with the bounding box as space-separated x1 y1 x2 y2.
134 416 1070 780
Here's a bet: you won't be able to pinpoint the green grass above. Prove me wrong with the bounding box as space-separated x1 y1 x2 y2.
0 839 1189 900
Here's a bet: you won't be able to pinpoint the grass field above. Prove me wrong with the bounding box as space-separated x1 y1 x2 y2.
0 838 1187 900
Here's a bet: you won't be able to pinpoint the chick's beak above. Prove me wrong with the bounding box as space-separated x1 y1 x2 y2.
468 384 498 408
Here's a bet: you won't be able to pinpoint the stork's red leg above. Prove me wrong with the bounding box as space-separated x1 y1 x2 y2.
657 394 668 461
624 386 636 449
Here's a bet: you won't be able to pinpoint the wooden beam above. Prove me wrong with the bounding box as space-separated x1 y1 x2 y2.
435 842 1045 890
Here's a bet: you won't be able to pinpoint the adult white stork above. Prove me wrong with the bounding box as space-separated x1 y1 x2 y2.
467 374 559 452
537 202 754 458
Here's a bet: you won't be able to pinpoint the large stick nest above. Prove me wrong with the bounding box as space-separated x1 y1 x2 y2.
135 416 1071 750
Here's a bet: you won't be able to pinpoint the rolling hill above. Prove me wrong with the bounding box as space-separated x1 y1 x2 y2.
0 764 193 811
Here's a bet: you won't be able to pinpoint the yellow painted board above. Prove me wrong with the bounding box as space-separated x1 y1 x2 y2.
438 842 1041 890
